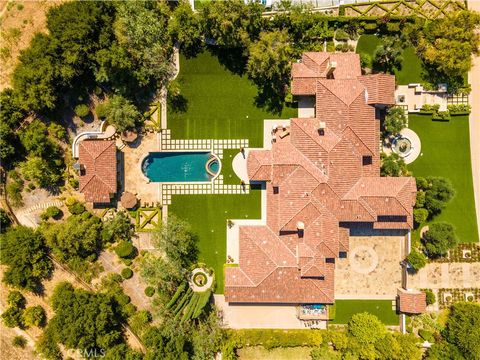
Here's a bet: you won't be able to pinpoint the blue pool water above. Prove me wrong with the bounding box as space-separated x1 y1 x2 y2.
142 152 217 182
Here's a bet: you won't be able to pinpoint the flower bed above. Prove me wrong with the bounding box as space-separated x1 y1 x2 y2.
437 288 480 309
430 244 480 263
193 272 208 287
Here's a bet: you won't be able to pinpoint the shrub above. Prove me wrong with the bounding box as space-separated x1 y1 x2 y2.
433 111 451 121
335 43 354 52
407 250 427 271
95 102 108 119
41 206 62 220
12 335 27 348
121 268 133 279
447 104 471 114
386 22 400 32
415 190 426 208
420 104 440 114
74 104 90 118
383 106 407 135
335 29 350 41
360 53 372 68
424 222 458 257
414 208 429 225
114 241 135 259
65 197 77 206
418 329 435 342
8 291 26 308
363 22 378 32
144 286 155 297
47 123 66 140
69 178 79 189
23 306 46 328
192 272 208 287
68 201 85 215
2 307 24 328
228 329 323 349
425 289 436 305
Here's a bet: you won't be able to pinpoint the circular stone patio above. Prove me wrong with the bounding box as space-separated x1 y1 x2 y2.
349 245 379 274
232 149 250 184
384 128 421 164
189 268 214 292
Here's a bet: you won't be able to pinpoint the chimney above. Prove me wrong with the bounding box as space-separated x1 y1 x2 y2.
326 60 337 78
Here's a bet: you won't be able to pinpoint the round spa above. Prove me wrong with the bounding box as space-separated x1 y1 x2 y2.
142 152 220 182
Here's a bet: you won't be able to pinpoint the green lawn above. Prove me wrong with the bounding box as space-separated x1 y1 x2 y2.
408 114 478 244
221 149 242 185
330 300 399 325
356 35 423 84
170 185 262 293
168 50 297 148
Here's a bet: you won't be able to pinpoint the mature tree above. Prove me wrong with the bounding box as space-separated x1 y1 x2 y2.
423 222 458 256
383 107 407 135
19 120 50 157
348 312 387 345
20 156 62 188
380 152 409 177
310 345 342 360
413 208 429 225
101 95 141 132
246 30 294 102
425 341 464 360
201 0 264 49
154 215 198 270
12 34 60 112
422 177 455 216
373 36 403 73
406 249 427 272
413 11 480 80
0 89 24 163
140 253 184 300
191 311 225 360
114 1 173 88
143 325 190 360
0 226 52 291
0 209 11 232
2 291 26 328
23 305 47 328
102 211 134 243
444 302 480 359
393 333 422 360
169 1 203 57
43 282 123 354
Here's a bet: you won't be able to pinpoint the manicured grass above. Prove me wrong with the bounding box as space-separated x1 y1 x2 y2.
221 149 242 185
170 185 262 293
408 114 478 244
330 300 399 325
355 34 381 68
169 50 297 148
356 35 423 85
394 46 423 85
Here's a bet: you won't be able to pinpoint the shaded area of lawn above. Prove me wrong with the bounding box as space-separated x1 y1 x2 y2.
168 50 297 147
221 149 242 185
356 34 423 84
330 300 398 325
408 114 478 244
170 185 262 293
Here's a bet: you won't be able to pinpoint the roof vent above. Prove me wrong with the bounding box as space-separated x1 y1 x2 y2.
297 221 305 230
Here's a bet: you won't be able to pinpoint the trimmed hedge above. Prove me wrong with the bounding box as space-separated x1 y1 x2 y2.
115 241 135 259
144 287 155 297
166 282 187 309
121 268 133 279
227 329 324 350
192 291 211 319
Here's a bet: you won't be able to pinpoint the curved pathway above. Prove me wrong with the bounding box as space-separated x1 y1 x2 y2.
16 200 63 228
469 0 480 242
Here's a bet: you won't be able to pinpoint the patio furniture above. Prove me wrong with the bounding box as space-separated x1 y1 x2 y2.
278 129 290 139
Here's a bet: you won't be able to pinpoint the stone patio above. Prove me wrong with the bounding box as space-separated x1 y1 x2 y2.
335 235 406 299
407 262 480 289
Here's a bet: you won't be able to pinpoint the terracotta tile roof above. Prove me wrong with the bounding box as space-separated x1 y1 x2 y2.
359 74 396 105
78 140 117 203
398 288 427 314
225 52 416 304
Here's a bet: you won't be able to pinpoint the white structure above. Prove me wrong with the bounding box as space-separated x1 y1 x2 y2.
395 83 449 112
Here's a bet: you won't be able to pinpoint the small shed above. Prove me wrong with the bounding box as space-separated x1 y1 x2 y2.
397 288 427 314
121 129 138 143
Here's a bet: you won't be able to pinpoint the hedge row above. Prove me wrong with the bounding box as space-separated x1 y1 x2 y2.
166 282 187 309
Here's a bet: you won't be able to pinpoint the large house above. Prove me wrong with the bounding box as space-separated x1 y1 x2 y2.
78 140 117 204
224 52 417 304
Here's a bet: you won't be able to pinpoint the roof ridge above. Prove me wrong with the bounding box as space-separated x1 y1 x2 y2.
342 125 374 156
317 79 364 107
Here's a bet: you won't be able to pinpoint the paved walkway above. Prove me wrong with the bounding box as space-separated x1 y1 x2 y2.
468 0 480 242
407 262 480 289
16 200 64 228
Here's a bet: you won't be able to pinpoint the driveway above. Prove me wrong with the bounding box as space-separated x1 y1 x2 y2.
468 0 480 242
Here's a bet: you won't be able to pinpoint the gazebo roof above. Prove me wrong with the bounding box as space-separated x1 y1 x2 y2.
398 288 427 314
120 191 138 209
121 129 138 143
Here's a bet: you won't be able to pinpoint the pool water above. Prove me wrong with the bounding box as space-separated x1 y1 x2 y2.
208 159 219 173
142 152 218 182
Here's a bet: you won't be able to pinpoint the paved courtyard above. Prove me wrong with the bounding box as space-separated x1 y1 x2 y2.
335 234 406 299
408 262 480 289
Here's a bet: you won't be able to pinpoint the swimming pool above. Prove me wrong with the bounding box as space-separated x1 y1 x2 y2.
142 152 220 182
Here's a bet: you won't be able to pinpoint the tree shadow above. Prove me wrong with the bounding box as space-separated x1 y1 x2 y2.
254 85 287 115
207 46 248 76
168 93 189 113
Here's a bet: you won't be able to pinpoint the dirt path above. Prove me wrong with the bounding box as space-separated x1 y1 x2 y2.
468 0 480 242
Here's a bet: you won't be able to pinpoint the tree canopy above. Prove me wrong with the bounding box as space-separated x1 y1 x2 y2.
0 226 52 292
380 152 409 177
423 222 458 256
444 302 480 359
383 107 407 136
101 95 141 132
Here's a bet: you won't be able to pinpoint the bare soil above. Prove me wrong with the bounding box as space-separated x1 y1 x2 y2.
0 0 66 91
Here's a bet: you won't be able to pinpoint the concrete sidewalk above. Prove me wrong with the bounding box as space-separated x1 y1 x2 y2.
468 0 480 242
